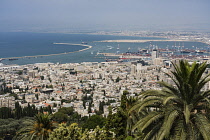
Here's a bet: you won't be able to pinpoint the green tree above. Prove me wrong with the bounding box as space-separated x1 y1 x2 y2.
105 95 136 140
82 115 106 130
35 93 39 99
0 117 33 139
49 78 52 83
58 107 74 116
87 126 115 140
14 102 22 119
16 70 23 75
107 90 137 139
49 123 82 140
22 94 25 100
129 60 210 140
0 107 13 119
39 106 44 114
49 123 115 140
15 113 56 140
98 101 105 115
40 76 44 80
47 105 52 114
88 102 92 113
125 96 138 136
120 90 129 110
116 76 121 83
52 112 68 123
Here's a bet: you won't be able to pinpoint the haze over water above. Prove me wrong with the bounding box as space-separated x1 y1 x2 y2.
1 0 210 32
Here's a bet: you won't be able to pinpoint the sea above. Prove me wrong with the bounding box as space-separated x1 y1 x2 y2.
0 32 208 65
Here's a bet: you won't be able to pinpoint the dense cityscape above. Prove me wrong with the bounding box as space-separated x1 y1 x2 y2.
1 0 210 139
1 31 210 138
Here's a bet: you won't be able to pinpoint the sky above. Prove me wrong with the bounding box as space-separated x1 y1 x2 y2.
1 0 210 32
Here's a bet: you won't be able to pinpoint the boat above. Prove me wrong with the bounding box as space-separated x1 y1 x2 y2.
180 50 191 53
107 46 113 49
195 50 204 53
81 42 88 44
9 58 18 61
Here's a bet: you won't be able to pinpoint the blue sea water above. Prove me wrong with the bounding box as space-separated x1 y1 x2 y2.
0 32 208 65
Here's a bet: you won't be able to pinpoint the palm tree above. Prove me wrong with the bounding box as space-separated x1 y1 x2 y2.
129 60 210 140
105 92 138 139
14 113 56 140
125 96 138 136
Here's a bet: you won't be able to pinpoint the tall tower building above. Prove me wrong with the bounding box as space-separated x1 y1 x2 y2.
131 64 137 75
152 46 159 64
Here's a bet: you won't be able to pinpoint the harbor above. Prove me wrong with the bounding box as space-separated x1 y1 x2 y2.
97 47 210 62
0 32 210 65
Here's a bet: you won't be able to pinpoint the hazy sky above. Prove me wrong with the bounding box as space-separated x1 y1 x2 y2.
1 0 210 31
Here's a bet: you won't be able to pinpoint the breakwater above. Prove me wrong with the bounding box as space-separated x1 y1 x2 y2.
0 43 92 61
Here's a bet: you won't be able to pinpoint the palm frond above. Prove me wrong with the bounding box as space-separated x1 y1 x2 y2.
194 113 210 140
142 121 162 140
132 111 163 132
129 96 163 114
156 109 179 140
171 119 187 140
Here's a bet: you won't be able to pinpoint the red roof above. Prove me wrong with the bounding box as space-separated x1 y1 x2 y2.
43 103 51 107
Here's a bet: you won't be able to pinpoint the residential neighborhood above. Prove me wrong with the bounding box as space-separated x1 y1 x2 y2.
1 57 210 118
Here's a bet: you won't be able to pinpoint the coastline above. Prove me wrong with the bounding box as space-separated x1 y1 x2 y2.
0 43 92 60
95 39 201 43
